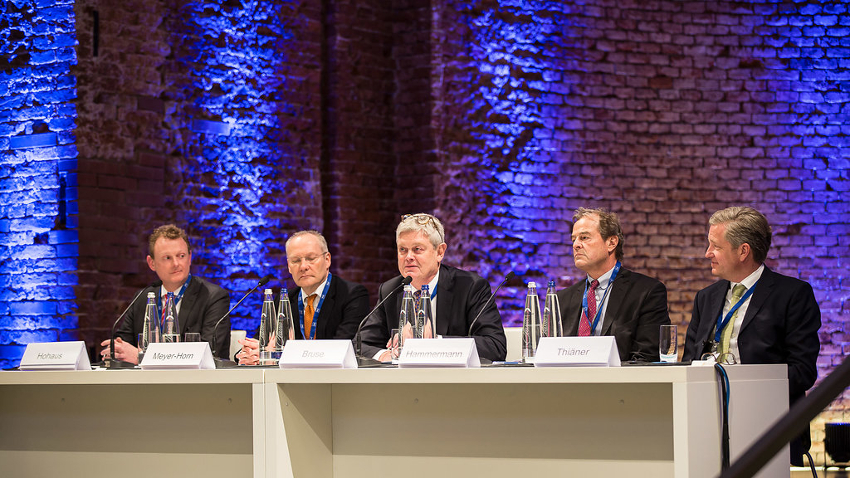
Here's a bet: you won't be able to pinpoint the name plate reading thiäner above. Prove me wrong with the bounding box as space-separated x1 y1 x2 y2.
20 341 91 370
398 338 480 368
279 340 357 369
140 342 215 370
534 336 621 367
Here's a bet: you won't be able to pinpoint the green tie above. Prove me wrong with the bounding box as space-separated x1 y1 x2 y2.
719 284 747 356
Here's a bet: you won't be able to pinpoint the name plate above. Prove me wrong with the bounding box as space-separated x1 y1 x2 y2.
279 340 357 369
398 338 480 368
140 342 215 370
20 341 91 370
534 336 621 367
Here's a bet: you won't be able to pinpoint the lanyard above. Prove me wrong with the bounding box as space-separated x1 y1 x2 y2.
158 274 191 321
297 273 332 340
713 281 758 342
581 261 621 335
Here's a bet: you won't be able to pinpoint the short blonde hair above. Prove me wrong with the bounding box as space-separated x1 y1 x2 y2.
709 206 772 263
396 214 445 248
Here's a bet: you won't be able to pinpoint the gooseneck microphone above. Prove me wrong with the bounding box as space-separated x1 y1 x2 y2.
103 279 162 369
468 271 515 337
211 274 273 362
354 275 413 363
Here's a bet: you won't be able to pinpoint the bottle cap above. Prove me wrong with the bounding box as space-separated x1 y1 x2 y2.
147 292 156 298
281 288 288 294
404 284 415 292
548 280 556 287
421 284 429 292
264 288 272 294
528 281 537 288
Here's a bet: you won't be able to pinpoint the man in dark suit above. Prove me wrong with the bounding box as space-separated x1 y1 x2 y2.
235 230 370 364
682 206 820 466
358 213 507 362
557 208 670 362
100 224 231 363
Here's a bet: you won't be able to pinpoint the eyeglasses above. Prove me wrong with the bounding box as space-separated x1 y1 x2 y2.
700 352 738 365
288 253 327 266
401 214 444 242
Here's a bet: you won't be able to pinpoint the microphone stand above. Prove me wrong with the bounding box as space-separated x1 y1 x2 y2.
468 272 514 336
211 274 273 368
354 276 413 367
102 280 162 369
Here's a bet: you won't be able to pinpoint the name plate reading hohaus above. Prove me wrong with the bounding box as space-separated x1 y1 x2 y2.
140 342 215 370
20 341 91 370
534 336 621 367
279 340 357 369
398 338 480 368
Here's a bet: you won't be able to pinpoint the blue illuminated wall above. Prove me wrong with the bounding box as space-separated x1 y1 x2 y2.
0 0 79 368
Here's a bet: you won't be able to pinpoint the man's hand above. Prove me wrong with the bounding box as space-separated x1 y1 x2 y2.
100 337 139 365
236 337 260 365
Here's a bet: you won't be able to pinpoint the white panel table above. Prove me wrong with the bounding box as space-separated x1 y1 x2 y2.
262 365 789 478
0 369 266 478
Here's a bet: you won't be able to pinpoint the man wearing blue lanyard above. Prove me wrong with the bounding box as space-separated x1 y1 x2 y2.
557 208 671 362
235 230 370 364
358 213 507 362
682 206 821 466
100 224 231 364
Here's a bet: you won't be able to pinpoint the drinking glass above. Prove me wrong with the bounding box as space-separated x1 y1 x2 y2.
659 324 678 363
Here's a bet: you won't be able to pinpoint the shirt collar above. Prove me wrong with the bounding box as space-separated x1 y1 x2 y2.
732 263 764 291
301 273 330 301
423 270 440 295
587 264 616 289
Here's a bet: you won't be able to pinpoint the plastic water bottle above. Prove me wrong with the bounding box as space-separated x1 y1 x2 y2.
140 292 160 360
398 284 416 342
522 282 541 362
275 290 295 351
542 280 562 338
162 293 180 343
416 284 434 338
258 289 276 364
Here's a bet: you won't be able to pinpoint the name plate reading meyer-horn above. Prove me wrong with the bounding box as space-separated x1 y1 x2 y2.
279 340 357 369
398 338 480 368
534 336 621 367
20 341 91 370
140 342 215 370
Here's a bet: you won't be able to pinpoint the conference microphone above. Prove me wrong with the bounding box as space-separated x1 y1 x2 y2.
211 274 273 367
354 275 413 365
103 279 162 369
467 271 514 337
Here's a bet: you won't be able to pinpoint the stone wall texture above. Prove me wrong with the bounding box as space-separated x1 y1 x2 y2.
2 0 848 465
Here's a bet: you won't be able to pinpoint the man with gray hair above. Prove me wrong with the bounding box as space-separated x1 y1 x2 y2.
557 207 670 362
359 213 507 362
682 206 821 465
235 230 370 364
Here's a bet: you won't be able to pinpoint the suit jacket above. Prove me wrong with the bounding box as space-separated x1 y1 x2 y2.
682 266 821 465
557 267 670 362
287 274 370 340
116 276 231 358
359 264 507 361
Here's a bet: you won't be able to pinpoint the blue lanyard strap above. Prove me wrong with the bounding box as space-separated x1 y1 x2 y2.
581 261 621 335
297 272 332 340
713 281 758 342
157 274 191 318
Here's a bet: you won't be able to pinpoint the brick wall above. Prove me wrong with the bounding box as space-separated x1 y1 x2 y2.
0 0 79 368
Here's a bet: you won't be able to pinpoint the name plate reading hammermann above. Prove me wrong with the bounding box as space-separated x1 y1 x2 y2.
20 341 91 370
279 340 357 369
534 336 621 367
140 342 215 370
398 338 480 368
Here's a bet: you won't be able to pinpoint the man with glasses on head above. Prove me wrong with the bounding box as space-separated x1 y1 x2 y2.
235 230 370 364
100 224 231 363
558 208 670 362
359 213 507 362
682 206 821 466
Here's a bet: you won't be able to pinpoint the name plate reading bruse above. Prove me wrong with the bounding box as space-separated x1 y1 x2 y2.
140 342 215 370
20 341 91 371
534 336 621 367
398 338 480 368
279 340 357 369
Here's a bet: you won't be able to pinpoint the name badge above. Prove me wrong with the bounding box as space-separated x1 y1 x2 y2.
20 341 91 370
140 342 215 370
279 340 357 369
398 338 480 368
534 336 621 367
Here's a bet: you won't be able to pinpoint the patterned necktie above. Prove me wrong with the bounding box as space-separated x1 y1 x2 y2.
304 294 317 340
413 290 422 315
161 292 174 327
578 279 599 337
719 284 747 355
